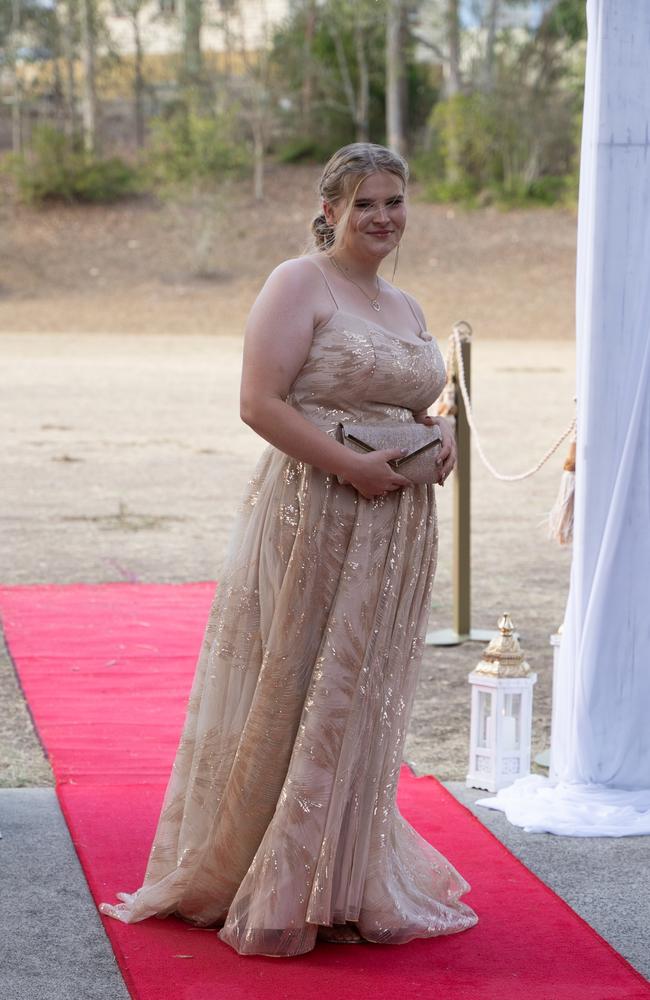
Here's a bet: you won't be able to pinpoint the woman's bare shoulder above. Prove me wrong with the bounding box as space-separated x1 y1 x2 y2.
255 256 333 325
245 255 331 341
265 255 327 293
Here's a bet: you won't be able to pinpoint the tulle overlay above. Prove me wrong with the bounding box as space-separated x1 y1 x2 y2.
99 311 478 956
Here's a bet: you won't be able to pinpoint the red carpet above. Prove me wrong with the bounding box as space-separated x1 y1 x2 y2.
1 582 648 1000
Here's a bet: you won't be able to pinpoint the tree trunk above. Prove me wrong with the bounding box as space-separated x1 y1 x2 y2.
445 0 461 97
50 24 67 131
301 0 316 134
10 0 23 154
444 0 462 185
482 0 500 93
80 0 98 154
183 0 203 107
386 0 406 154
330 22 357 129
132 10 145 147
60 0 78 140
354 12 369 142
222 7 233 81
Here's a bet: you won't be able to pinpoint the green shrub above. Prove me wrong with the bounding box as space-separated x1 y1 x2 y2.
429 94 499 193
408 147 445 186
11 126 140 204
425 177 479 206
421 83 580 208
275 137 326 164
524 175 568 204
145 109 250 185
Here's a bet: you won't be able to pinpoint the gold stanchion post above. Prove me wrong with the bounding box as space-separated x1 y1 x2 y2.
454 330 471 639
427 322 493 646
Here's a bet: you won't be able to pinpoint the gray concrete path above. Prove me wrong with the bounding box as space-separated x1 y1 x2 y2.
0 788 129 1000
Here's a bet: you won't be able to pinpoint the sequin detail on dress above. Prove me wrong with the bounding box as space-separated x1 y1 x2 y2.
98 310 478 956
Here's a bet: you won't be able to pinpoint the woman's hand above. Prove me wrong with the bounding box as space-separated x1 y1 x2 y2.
413 410 457 486
344 448 414 500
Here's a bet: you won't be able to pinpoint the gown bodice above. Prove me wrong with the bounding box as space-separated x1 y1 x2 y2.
286 309 447 430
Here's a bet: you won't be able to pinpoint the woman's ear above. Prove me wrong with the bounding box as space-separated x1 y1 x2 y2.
323 200 336 225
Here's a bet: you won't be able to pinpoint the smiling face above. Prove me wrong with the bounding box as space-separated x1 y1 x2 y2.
324 170 407 263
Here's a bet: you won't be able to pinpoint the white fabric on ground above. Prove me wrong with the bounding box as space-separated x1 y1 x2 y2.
476 777 650 837
478 0 650 836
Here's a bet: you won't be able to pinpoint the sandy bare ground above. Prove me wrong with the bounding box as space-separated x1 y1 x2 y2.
0 329 574 787
0 164 577 340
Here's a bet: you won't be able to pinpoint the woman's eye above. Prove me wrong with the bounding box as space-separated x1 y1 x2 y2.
355 199 403 208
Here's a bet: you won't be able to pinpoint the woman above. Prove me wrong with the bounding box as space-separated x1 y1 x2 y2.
100 143 478 957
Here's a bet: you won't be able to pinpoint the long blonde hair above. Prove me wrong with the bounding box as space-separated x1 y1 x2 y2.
310 142 409 254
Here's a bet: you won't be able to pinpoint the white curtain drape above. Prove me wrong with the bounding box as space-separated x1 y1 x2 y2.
477 0 650 836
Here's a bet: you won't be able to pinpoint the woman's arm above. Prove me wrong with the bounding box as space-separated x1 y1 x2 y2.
400 290 457 483
413 410 456 484
239 259 412 499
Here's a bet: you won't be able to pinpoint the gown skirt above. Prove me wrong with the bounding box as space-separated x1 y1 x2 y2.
99 309 479 957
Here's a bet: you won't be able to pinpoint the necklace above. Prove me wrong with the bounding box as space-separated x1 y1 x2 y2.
330 256 382 311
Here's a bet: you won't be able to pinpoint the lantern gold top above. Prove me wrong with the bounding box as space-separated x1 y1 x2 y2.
474 613 531 678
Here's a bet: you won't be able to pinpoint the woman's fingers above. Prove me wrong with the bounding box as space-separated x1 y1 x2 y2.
438 457 456 484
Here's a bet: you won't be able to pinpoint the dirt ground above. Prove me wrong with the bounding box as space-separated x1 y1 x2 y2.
0 164 577 339
0 165 577 788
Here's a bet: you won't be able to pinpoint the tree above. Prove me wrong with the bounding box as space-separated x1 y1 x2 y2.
300 0 317 134
9 0 23 152
112 0 147 146
325 0 375 142
221 0 275 199
482 0 501 92
182 0 204 106
0 0 66 152
386 0 407 154
271 0 389 150
58 0 79 140
79 0 99 152
443 0 462 184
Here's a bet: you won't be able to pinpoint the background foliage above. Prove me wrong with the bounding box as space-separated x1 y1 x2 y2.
0 0 587 205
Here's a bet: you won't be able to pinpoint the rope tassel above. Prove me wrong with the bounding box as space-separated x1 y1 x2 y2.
443 324 577 482
433 322 577 545
548 435 576 546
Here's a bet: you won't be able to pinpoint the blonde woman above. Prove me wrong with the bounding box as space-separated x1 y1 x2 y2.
100 143 478 956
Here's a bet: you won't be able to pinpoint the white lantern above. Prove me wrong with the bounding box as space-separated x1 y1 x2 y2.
466 614 537 792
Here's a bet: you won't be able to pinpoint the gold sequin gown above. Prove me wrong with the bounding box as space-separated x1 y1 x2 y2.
99 291 479 957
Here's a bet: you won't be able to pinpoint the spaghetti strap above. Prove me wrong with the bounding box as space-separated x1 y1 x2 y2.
399 288 425 333
304 256 339 309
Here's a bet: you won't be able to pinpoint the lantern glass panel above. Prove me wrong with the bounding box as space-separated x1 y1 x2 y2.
477 690 493 748
501 692 522 751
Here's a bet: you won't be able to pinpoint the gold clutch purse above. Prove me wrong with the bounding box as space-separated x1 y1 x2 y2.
336 421 443 485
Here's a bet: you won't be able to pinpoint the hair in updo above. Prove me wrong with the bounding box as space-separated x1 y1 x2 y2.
309 142 409 253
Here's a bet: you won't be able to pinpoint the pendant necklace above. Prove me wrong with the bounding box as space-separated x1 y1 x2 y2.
330 255 382 311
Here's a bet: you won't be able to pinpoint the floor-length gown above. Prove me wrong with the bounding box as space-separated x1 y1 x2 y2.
99 278 479 957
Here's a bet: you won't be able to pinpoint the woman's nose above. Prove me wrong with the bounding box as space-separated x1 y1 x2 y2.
373 203 389 222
